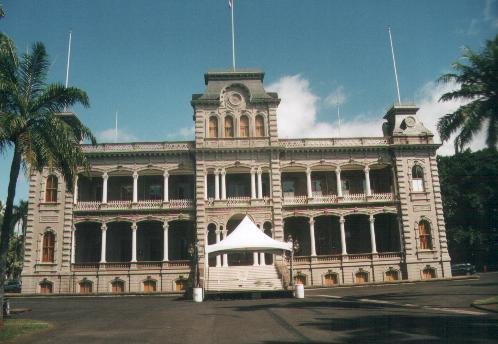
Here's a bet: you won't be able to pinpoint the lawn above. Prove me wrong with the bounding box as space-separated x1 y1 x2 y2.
0 319 51 342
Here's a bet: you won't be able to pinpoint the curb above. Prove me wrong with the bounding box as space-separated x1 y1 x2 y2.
5 292 184 299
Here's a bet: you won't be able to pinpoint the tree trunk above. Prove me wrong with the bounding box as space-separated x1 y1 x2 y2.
0 144 22 327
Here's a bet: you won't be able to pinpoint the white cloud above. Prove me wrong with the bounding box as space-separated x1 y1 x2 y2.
166 126 194 140
267 75 383 138
267 74 487 155
97 128 137 143
324 86 347 107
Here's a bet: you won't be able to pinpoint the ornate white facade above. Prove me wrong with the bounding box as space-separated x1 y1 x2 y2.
21 70 451 294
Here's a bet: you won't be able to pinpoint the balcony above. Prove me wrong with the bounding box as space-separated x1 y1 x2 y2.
205 196 272 207
282 192 395 206
288 252 403 265
72 260 190 271
74 199 194 212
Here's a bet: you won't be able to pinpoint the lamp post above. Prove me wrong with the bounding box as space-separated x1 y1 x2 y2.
287 235 300 287
188 242 200 288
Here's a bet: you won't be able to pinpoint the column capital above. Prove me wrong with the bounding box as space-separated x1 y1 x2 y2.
220 168 226 175
364 166 370 173
101 223 107 231
131 222 138 230
250 168 256 174
309 217 315 225
369 214 375 223
163 222 169 230
163 170 169 177
335 166 341 173
214 169 220 175
306 167 311 174
102 172 108 180
256 168 262 175
339 216 346 224
133 171 139 179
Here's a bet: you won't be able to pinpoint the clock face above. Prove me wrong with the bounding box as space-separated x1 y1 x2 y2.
404 116 416 127
228 92 242 106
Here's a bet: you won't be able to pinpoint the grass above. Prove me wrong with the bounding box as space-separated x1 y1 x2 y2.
473 296 498 305
0 318 51 342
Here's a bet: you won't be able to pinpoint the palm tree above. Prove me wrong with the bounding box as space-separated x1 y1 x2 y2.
0 33 95 325
437 35 498 153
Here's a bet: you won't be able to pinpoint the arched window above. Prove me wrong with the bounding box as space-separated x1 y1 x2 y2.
111 280 125 293
143 279 156 293
255 115 265 137
323 273 338 286
224 116 234 138
240 115 249 137
294 274 306 285
175 278 187 291
79 280 93 294
422 267 436 279
385 269 399 282
42 232 55 262
40 281 53 294
355 271 369 284
45 175 58 202
208 116 218 138
411 165 425 192
418 220 432 250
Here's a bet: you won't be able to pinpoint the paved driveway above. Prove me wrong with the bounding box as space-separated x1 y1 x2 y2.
11 273 498 343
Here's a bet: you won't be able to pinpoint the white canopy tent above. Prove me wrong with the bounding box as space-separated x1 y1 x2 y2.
206 216 292 254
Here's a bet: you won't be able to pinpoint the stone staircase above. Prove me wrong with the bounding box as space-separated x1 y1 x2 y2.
206 265 284 291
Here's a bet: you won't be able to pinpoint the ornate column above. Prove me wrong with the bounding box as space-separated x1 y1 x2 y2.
132 172 138 203
221 169 227 200
250 169 256 199
222 229 228 267
214 170 220 200
73 175 78 205
369 215 377 254
364 166 372 196
306 167 313 199
204 173 208 200
257 168 263 199
339 216 347 255
71 226 76 264
163 222 169 261
215 229 221 267
336 168 342 197
100 223 107 263
163 170 169 202
102 172 108 204
131 223 137 262
309 218 316 256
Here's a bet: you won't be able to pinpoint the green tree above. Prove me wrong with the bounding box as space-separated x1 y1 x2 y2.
437 35 498 153
0 33 95 325
438 149 498 270
5 201 28 281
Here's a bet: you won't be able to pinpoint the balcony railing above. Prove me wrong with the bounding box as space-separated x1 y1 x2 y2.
205 196 272 207
72 260 190 271
287 252 402 264
74 199 194 211
283 192 394 206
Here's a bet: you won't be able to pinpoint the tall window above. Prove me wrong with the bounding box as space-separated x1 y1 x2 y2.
411 165 425 192
240 115 249 137
209 116 218 138
112 280 125 293
42 232 55 262
418 220 432 250
143 280 156 293
45 175 58 202
224 116 234 138
255 115 265 137
79 281 93 294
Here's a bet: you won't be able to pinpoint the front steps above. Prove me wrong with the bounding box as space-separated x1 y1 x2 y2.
206 265 284 291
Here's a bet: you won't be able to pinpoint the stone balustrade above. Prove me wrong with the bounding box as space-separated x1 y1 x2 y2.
74 199 194 212
72 260 190 271
283 192 394 206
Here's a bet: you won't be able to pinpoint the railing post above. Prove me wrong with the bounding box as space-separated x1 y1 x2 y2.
369 215 377 254
163 222 169 261
100 223 107 263
102 172 108 204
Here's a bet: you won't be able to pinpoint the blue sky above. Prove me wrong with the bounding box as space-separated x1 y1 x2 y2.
1 0 497 202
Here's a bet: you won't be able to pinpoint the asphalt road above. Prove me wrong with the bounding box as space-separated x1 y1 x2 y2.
10 272 498 343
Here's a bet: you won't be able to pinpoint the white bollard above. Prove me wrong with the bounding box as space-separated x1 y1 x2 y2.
295 284 304 299
193 287 203 302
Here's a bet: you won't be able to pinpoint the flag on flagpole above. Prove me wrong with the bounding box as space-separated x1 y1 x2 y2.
228 0 232 8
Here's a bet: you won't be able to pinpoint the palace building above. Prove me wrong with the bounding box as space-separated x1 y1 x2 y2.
21 70 451 294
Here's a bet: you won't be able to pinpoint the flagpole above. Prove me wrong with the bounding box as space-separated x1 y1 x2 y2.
65 30 72 88
337 101 341 137
387 26 401 104
231 0 236 71
115 110 118 143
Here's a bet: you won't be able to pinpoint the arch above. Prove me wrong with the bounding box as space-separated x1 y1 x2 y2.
355 270 369 284
411 164 425 192
39 279 53 294
323 272 339 286
417 219 433 250
374 213 401 253
255 114 265 137
314 215 342 255
422 266 436 279
143 278 157 293
224 115 234 138
75 222 102 263
385 268 400 282
106 167 135 175
239 115 249 138
79 279 93 294
222 83 252 102
175 277 188 291
137 221 163 262
208 116 219 138
45 175 58 202
41 231 55 263
111 279 125 293
344 214 371 254
284 217 310 256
